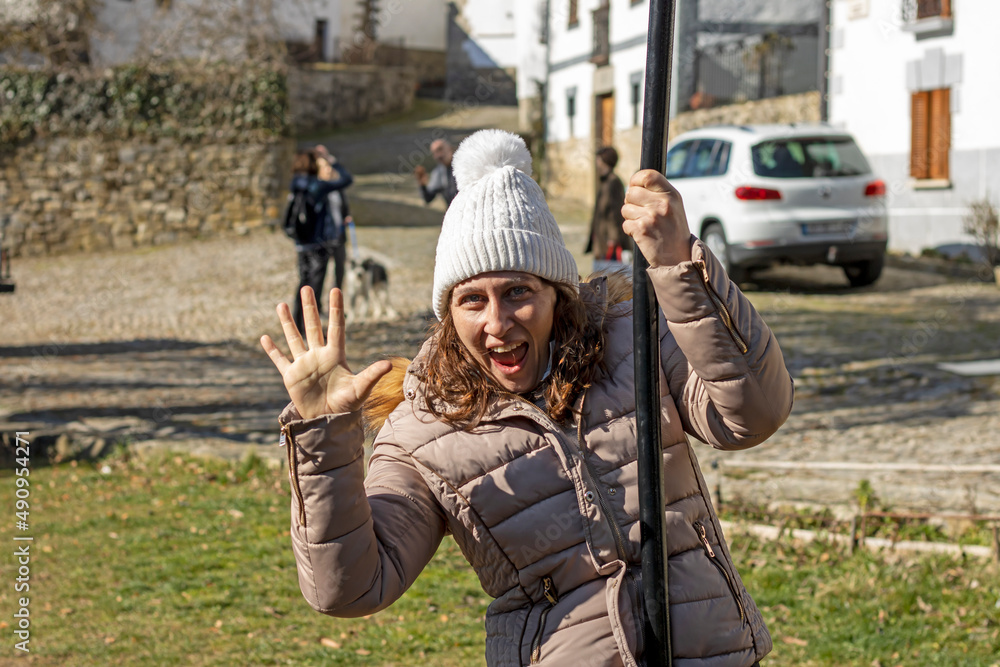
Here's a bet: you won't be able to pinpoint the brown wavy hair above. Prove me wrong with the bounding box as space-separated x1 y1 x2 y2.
422 279 618 429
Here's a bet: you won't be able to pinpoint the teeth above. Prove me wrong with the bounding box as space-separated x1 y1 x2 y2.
490 343 522 353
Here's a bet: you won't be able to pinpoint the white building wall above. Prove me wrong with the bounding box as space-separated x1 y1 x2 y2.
609 0 648 132
548 65 593 142
461 1 518 69
830 0 1000 254
282 0 342 60
546 0 597 143
90 0 342 66
513 0 547 101
360 0 447 52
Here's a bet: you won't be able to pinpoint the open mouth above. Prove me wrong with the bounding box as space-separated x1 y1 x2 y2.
488 342 527 372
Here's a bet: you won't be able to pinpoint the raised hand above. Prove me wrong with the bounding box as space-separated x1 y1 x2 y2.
413 164 429 186
261 287 393 421
621 169 693 268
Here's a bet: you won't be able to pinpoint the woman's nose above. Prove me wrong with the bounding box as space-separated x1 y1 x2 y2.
483 301 511 337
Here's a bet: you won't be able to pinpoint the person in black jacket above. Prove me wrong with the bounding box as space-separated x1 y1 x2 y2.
288 148 353 332
586 146 631 272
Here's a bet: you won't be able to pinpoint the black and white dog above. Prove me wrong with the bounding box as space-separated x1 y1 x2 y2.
345 255 398 322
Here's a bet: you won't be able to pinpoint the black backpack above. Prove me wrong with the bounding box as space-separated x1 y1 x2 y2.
282 188 320 243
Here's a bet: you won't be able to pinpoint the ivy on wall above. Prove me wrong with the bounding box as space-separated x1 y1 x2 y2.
0 63 289 147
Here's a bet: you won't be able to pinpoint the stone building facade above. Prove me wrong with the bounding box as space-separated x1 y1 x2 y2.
0 137 293 257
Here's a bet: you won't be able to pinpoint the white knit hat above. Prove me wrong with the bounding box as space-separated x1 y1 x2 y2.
432 129 579 320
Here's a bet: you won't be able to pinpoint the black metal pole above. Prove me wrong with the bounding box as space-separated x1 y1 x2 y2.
635 0 676 666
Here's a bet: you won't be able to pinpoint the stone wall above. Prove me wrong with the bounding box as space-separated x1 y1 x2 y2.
543 92 822 201
288 64 417 135
0 136 293 257
369 45 448 96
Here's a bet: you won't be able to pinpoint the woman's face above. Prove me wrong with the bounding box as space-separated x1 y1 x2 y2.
449 272 558 394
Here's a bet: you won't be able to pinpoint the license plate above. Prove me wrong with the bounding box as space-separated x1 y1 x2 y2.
802 220 855 235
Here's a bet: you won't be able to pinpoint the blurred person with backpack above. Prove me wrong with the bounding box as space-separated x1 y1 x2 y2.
284 148 353 332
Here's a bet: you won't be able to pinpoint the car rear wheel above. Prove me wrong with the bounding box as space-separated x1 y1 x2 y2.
702 223 745 283
843 255 884 287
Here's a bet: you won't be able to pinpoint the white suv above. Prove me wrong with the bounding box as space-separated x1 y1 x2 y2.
665 124 888 287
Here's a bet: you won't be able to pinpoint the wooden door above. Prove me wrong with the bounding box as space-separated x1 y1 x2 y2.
599 95 615 148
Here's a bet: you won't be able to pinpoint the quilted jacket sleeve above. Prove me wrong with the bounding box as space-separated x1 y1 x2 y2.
279 404 448 617
647 236 794 450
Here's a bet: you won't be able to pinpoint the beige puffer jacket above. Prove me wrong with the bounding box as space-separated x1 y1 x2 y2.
279 239 794 666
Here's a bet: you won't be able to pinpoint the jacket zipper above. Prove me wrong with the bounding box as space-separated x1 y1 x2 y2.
530 576 559 663
694 521 744 623
695 260 749 354
521 397 637 660
574 395 629 560
576 392 649 654
281 424 307 527
510 398 624 554
574 398 647 653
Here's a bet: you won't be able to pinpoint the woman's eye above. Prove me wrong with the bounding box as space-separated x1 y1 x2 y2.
459 294 483 305
509 286 529 298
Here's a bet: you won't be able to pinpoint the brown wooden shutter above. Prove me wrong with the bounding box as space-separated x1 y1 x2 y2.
910 91 930 180
928 88 951 181
917 0 950 19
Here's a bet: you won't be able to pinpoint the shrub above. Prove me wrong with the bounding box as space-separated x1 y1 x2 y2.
963 196 999 267
0 62 290 147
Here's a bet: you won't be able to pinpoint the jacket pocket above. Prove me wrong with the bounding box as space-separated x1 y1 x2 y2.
693 521 745 624
529 576 559 664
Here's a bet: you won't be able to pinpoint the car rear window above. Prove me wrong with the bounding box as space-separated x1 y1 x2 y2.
752 137 871 178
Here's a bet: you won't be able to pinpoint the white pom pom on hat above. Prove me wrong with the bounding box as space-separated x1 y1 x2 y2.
451 129 534 191
432 129 579 321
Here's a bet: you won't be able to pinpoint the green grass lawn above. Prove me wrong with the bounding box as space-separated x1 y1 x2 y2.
0 451 997 666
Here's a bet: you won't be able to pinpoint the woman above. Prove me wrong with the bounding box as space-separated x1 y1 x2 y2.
261 130 793 666
587 145 632 272
287 148 353 332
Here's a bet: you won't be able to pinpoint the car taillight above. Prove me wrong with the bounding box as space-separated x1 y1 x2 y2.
735 186 782 201
865 180 886 196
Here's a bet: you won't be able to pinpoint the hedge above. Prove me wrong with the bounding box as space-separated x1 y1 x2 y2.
0 62 289 146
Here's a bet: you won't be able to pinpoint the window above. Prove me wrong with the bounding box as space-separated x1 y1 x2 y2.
631 78 641 127
910 88 950 181
752 137 871 178
902 0 953 35
590 4 610 66
566 89 577 137
709 142 731 176
666 140 731 179
688 140 719 177
568 0 579 28
314 19 328 62
917 0 951 19
665 141 693 179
